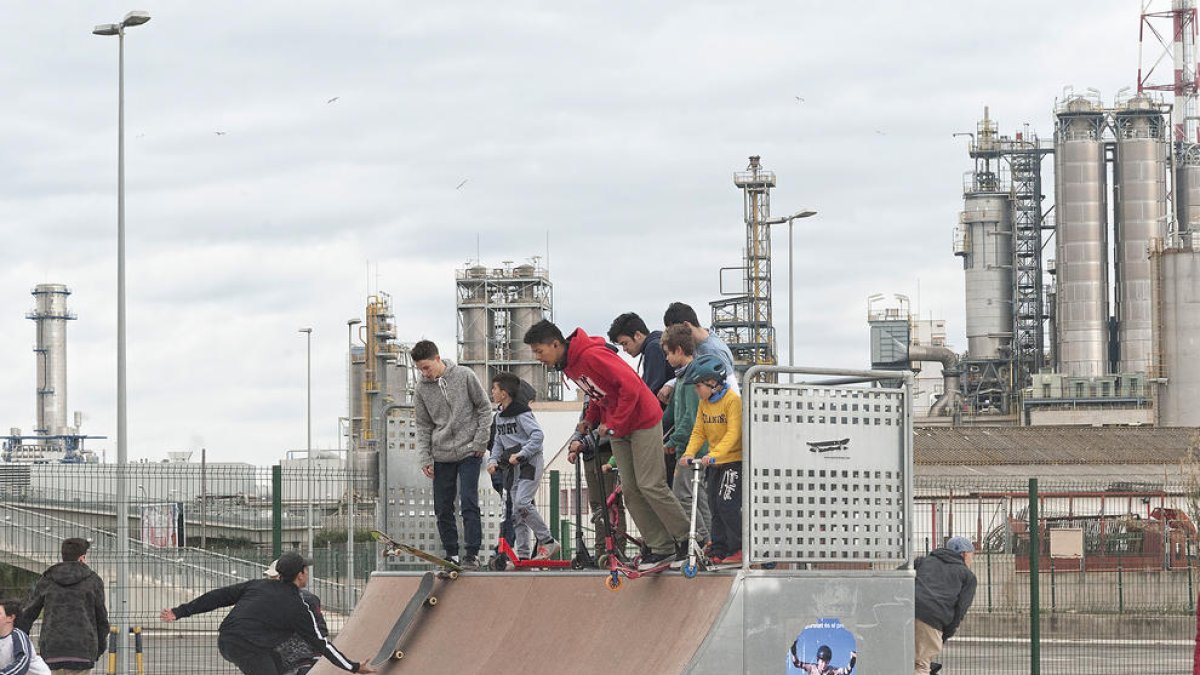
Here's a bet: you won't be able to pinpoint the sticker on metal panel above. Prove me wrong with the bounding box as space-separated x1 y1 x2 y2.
786 617 858 674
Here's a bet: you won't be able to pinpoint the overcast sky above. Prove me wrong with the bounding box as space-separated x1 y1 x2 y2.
0 1 1150 464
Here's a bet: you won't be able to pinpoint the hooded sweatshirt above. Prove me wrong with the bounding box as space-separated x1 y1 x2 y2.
488 398 545 477
15 561 108 668
914 547 978 639
414 358 494 466
562 328 663 438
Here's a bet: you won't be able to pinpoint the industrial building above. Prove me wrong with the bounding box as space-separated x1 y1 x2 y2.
870 2 1200 427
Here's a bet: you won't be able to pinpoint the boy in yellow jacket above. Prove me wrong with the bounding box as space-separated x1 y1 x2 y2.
681 354 743 565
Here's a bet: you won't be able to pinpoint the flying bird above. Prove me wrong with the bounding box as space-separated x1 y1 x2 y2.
794 96 805 103
327 96 340 104
874 130 887 135
455 179 469 190
214 131 227 136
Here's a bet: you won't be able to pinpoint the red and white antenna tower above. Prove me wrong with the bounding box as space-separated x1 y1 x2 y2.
1139 0 1200 142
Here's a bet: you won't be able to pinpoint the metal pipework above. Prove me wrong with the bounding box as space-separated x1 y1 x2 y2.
909 344 961 417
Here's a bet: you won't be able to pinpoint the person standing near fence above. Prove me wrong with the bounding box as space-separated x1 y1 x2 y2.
412 339 494 571
160 551 374 675
913 536 977 675
263 559 325 675
0 598 51 675
15 538 107 675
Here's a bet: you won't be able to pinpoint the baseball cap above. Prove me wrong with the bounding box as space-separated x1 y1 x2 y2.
946 536 975 554
274 551 312 580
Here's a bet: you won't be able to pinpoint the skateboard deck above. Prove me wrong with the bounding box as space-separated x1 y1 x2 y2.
370 571 440 664
370 530 464 574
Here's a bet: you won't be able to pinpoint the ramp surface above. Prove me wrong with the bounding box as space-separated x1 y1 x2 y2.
311 572 735 675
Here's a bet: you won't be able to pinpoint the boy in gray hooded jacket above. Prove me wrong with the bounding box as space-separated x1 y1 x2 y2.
486 372 559 563
413 340 494 569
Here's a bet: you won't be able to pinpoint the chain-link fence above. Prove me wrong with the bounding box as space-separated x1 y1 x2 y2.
916 476 1196 674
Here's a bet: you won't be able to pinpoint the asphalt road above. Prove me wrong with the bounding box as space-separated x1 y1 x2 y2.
122 634 1193 674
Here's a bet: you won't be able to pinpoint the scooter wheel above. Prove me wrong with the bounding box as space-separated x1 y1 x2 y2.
682 562 698 578
571 558 585 570
490 557 507 571
605 574 622 591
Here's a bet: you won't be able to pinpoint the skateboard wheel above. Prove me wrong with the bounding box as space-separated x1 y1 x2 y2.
448 571 460 579
393 650 404 660
427 596 437 606
682 562 698 578
605 574 622 591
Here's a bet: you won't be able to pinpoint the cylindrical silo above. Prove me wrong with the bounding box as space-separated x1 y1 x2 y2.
1114 97 1168 375
27 284 75 438
1054 98 1109 377
1177 148 1200 235
959 193 1014 360
1157 246 1200 425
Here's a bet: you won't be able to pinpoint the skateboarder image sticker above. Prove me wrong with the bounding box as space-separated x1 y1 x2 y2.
787 617 857 674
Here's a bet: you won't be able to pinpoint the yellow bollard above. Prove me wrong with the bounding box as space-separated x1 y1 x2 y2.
106 626 119 674
131 626 144 675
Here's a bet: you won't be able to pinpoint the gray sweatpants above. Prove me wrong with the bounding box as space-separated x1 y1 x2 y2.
673 460 711 543
509 466 551 559
609 420 689 555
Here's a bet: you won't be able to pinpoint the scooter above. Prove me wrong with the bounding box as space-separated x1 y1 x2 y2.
679 458 708 578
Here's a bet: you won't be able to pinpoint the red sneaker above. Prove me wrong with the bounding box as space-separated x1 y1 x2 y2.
720 551 743 564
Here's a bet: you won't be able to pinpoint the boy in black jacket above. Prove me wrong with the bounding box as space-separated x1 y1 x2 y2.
914 536 977 675
161 552 374 674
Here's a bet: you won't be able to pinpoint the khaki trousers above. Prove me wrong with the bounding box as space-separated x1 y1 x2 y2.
914 618 944 675
609 421 689 555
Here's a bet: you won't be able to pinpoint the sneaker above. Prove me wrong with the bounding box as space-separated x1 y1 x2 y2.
448 555 462 565
534 539 561 560
637 551 673 570
720 551 743 565
462 555 481 571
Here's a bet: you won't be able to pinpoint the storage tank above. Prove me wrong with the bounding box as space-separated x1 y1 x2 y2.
958 192 1013 360
1114 97 1168 375
1177 149 1200 235
1054 98 1109 377
1157 246 1200 425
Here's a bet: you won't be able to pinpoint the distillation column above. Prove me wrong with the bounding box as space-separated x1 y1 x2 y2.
27 284 77 439
1114 97 1168 374
1054 98 1109 377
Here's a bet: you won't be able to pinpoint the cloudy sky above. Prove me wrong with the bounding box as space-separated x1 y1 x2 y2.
0 1 1149 464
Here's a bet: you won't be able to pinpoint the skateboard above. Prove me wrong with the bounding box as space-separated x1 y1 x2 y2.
370 571 444 664
370 530 463 576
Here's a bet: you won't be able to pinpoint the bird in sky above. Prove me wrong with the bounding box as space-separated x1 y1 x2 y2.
455 179 469 190
214 131 227 136
327 96 340 104
874 130 887 135
795 96 805 103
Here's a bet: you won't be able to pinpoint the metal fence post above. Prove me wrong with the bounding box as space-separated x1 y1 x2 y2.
272 465 282 559
549 470 560 546
986 548 993 612
1029 477 1040 675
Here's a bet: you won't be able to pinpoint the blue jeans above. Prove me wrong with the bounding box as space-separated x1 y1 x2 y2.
433 455 483 558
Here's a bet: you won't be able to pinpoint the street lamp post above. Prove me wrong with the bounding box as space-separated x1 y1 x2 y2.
93 12 150 674
765 209 818 367
346 318 361 607
299 328 313 557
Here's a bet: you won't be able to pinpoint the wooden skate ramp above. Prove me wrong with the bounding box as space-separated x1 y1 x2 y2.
312 572 735 675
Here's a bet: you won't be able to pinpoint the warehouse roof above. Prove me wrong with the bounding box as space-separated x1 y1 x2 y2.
914 426 1199 466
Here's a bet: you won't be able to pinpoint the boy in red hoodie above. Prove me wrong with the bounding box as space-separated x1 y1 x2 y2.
525 320 689 568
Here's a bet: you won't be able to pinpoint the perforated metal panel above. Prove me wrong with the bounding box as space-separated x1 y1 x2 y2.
744 368 912 565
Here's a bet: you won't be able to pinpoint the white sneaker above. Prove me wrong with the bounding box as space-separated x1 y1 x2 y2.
533 539 561 560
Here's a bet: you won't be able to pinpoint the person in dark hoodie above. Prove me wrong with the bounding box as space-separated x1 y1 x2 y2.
16 538 107 674
608 312 677 487
412 339 494 570
524 319 689 569
160 551 374 675
913 536 977 675
486 371 559 564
